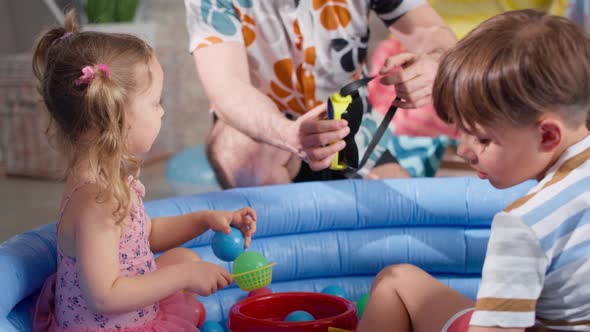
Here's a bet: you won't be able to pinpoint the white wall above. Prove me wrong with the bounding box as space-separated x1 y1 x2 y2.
0 0 80 56
0 0 17 55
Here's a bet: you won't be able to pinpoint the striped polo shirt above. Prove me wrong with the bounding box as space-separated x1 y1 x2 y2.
471 134 590 331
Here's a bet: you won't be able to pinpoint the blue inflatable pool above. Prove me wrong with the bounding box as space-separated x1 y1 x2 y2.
0 177 533 331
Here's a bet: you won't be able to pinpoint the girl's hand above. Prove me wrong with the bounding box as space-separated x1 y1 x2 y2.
185 261 233 296
208 207 257 248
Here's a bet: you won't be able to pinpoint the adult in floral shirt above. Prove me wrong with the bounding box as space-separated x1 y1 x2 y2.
185 0 456 187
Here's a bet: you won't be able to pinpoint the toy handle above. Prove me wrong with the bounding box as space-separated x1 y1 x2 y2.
327 93 353 170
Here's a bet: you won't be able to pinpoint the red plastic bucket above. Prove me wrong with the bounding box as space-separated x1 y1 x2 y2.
228 292 358 332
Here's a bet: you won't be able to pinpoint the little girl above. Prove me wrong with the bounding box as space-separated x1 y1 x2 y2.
31 10 256 331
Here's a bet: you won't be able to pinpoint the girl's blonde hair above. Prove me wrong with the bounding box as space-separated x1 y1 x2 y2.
32 10 154 223
433 9 590 134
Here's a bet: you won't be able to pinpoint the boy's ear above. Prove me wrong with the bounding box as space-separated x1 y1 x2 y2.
538 120 562 152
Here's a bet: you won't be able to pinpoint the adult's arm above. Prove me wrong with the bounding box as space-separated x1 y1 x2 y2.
193 42 349 170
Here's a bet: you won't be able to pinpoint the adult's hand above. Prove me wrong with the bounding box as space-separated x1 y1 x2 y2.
283 103 350 171
379 51 442 109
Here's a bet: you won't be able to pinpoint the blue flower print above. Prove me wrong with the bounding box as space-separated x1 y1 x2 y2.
236 0 253 8
200 0 239 36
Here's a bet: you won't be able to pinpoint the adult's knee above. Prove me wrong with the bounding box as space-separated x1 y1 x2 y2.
205 132 235 189
206 125 288 187
205 123 256 188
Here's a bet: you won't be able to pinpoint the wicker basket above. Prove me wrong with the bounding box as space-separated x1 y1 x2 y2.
0 54 66 179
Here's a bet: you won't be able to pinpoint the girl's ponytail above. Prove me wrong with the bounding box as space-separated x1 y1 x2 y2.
32 10 79 95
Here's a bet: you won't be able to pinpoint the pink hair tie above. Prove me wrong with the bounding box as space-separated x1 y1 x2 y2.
51 31 73 46
74 64 110 86
59 32 73 40
96 64 110 78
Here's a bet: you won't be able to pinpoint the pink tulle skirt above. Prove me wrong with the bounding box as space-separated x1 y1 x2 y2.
33 274 201 332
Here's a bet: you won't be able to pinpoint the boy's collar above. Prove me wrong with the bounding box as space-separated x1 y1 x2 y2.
539 133 590 185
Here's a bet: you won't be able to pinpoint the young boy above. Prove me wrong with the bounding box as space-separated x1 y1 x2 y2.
358 9 590 332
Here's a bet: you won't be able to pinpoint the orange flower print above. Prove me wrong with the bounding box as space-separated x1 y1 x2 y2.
270 59 305 114
234 7 256 47
312 0 351 31
296 63 323 110
196 36 223 50
241 15 256 46
298 47 322 110
269 49 322 115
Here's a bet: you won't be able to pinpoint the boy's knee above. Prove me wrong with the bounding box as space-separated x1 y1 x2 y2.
374 264 421 285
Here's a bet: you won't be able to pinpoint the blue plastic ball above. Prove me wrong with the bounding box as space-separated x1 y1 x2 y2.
200 320 225 332
285 310 314 322
321 285 349 299
211 227 245 262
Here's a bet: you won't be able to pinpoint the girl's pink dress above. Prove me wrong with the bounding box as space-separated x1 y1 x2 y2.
33 178 202 331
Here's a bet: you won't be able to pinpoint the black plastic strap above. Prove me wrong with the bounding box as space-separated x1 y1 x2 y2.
358 100 399 169
344 98 399 178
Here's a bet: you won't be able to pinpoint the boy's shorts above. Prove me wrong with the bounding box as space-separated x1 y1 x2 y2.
441 308 474 332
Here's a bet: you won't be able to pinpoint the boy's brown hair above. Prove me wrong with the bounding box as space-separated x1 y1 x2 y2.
433 9 590 133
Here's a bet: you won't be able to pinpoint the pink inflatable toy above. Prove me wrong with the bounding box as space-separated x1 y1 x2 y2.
367 38 459 139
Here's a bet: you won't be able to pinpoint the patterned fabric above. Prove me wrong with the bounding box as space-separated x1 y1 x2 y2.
186 0 425 116
32 178 201 331
185 0 460 177
356 111 454 177
470 135 590 330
